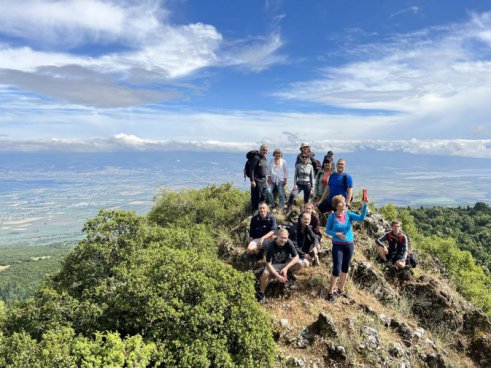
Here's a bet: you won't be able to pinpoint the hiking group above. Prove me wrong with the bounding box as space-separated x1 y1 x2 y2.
245 142 415 303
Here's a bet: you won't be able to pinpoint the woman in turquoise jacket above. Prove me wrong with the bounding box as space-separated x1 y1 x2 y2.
325 194 368 302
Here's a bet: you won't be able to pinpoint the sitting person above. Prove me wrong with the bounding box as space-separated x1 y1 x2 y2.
257 228 300 302
303 202 322 240
290 212 320 267
314 158 333 199
375 221 408 269
247 202 277 255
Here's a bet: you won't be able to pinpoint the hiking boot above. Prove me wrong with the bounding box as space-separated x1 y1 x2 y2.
287 271 297 282
256 291 266 303
409 253 417 268
336 289 348 298
325 292 336 303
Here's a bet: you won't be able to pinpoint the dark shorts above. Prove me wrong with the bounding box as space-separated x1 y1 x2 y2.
317 200 334 214
264 262 300 274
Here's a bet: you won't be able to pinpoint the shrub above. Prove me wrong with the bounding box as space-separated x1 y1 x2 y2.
148 183 249 230
5 208 276 367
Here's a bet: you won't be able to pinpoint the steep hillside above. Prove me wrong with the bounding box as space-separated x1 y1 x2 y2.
0 184 489 367
218 203 491 367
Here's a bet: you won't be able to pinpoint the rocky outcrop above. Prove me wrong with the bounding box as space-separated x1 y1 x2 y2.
351 260 399 304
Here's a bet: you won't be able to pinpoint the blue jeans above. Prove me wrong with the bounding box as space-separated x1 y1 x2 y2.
268 182 286 207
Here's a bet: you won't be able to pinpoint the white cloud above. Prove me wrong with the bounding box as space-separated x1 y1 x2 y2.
274 12 491 139
0 0 284 107
0 0 162 47
1 134 491 159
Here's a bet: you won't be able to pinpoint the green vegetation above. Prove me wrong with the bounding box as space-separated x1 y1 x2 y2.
409 202 491 272
0 244 72 306
380 203 491 316
0 184 275 367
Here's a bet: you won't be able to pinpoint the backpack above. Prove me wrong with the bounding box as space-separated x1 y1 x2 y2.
312 158 322 175
244 150 259 179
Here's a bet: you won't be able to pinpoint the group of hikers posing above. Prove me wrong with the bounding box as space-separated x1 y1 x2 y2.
245 143 411 303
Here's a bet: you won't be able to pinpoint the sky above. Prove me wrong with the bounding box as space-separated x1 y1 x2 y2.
1 0 491 157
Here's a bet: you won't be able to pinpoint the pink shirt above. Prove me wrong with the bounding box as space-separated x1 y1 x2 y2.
335 212 347 225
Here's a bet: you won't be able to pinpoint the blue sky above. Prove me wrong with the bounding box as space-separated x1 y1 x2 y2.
1 0 491 157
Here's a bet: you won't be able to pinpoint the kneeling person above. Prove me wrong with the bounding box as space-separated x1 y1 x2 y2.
375 221 408 269
257 228 300 301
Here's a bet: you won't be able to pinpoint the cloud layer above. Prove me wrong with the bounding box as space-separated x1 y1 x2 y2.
275 12 491 139
2 133 491 159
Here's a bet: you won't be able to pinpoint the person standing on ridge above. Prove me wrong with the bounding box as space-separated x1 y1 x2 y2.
267 148 288 209
287 152 315 209
316 159 353 214
325 194 368 302
249 144 271 213
295 142 321 174
314 158 333 199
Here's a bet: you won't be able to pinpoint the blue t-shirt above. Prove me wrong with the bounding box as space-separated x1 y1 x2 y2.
327 173 353 204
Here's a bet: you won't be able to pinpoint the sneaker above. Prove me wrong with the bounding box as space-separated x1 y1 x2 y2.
256 291 266 303
325 292 336 303
287 271 297 282
336 289 348 298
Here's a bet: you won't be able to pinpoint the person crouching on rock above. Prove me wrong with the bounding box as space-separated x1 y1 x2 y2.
374 221 408 269
325 194 368 302
257 228 300 302
247 202 277 256
290 212 320 267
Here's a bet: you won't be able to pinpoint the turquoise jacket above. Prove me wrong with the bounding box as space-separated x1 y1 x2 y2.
326 204 367 243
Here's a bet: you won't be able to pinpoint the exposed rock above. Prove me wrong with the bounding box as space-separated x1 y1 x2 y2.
359 326 380 351
421 352 447 368
463 308 491 336
396 323 415 347
364 213 390 238
388 342 405 358
402 279 463 330
379 313 392 327
325 343 348 363
308 311 338 338
280 319 289 328
285 356 306 367
351 261 399 304
414 327 425 340
468 334 491 367
296 327 313 349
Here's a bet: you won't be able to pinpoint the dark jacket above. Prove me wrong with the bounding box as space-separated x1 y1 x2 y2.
249 154 268 182
376 231 408 261
290 224 319 257
249 212 278 239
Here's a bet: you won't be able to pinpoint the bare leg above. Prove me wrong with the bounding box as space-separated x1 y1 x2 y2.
328 275 337 293
260 270 271 293
338 272 349 292
375 245 388 261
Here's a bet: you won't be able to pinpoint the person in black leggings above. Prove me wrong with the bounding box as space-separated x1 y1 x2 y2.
325 194 368 302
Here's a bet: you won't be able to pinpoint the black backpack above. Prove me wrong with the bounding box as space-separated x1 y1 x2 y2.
244 150 260 179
